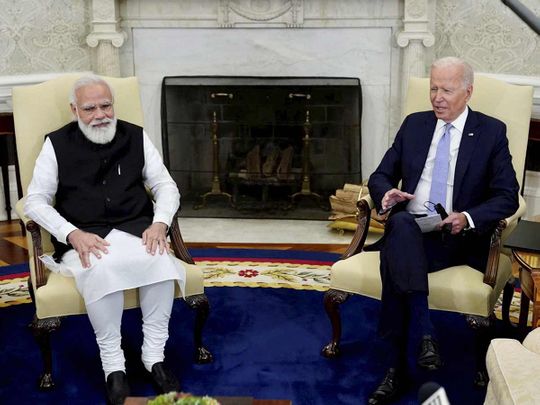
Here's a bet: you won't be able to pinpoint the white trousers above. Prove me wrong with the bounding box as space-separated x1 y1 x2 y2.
86 279 175 378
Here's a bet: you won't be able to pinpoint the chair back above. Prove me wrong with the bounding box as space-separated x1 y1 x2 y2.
12 74 144 254
12 74 144 193
404 75 533 190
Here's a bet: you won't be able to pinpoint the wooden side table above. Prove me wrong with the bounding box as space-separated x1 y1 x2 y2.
514 249 540 331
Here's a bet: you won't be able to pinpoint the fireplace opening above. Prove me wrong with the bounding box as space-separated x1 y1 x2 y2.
161 76 362 219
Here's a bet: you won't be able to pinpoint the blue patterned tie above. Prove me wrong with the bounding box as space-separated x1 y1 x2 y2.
429 123 452 210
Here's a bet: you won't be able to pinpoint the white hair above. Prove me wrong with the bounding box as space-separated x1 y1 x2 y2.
69 75 115 105
431 56 474 88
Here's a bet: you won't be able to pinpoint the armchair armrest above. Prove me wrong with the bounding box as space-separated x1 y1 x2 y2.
15 197 49 289
483 220 507 288
145 187 194 264
15 197 29 225
341 194 375 260
169 214 195 264
483 195 526 287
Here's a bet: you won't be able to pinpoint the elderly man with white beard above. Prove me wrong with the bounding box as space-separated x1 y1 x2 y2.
24 75 185 405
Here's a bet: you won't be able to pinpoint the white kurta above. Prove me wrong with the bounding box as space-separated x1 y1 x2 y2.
24 130 186 305
59 229 185 305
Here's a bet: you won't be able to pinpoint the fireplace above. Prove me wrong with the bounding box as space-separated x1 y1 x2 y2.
161 76 362 219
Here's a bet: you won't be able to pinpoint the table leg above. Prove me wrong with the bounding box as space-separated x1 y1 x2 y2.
519 291 530 334
1 163 11 221
534 302 540 329
12 137 23 200
533 271 540 329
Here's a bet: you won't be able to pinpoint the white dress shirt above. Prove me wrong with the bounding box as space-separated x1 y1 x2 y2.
406 107 475 228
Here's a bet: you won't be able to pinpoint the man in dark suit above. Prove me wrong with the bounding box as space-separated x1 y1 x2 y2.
366 57 519 404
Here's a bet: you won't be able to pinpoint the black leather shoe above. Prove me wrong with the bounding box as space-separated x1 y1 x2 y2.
151 362 180 394
417 335 443 371
106 371 130 405
367 367 405 405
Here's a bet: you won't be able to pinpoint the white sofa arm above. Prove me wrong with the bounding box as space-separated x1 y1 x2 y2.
485 336 540 404
523 327 540 356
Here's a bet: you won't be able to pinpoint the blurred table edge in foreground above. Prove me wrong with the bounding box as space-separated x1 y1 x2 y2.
125 396 292 405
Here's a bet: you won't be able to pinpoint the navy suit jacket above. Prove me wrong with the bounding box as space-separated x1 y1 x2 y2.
368 108 519 236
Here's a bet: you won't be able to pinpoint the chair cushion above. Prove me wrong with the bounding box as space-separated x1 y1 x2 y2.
485 338 540 404
34 259 204 319
330 251 512 317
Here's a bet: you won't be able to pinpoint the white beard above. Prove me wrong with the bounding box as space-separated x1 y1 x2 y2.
78 116 117 144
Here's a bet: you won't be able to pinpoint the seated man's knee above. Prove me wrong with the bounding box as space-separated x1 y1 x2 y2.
386 211 417 230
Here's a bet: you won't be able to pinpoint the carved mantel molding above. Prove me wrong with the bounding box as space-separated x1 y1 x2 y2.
218 0 304 28
87 0 126 76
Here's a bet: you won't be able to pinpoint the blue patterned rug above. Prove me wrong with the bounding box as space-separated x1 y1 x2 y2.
0 249 501 404
0 287 490 404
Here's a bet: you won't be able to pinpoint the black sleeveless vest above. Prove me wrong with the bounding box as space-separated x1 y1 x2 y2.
48 120 154 259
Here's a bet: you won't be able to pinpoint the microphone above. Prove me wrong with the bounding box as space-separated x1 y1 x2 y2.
418 381 451 405
502 0 540 35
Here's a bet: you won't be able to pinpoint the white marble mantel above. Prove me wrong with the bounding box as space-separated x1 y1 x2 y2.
131 27 396 180
119 0 409 179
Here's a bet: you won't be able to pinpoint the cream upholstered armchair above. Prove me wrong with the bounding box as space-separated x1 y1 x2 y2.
12 74 212 390
321 75 533 385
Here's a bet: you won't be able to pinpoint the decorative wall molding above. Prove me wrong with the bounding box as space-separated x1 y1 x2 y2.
218 0 304 27
119 1 402 29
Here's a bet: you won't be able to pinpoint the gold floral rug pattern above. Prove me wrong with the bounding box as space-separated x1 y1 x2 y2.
0 255 334 307
199 259 331 291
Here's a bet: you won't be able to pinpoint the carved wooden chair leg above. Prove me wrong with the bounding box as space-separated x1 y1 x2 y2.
501 280 516 327
321 289 351 358
466 314 495 388
29 315 61 390
185 293 213 364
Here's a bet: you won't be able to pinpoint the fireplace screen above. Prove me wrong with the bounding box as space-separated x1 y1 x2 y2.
161 76 362 219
